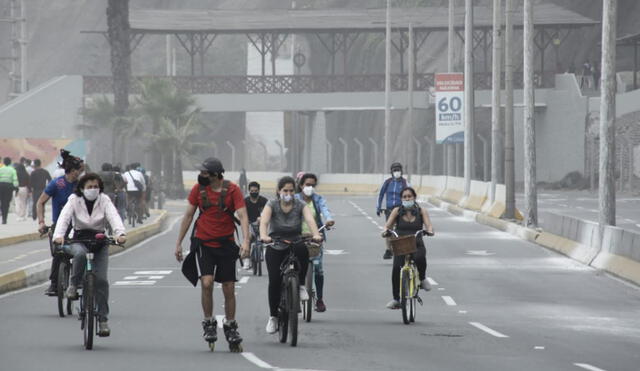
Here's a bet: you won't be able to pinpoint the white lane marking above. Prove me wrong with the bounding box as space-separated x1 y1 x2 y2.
458 310 467 314
366 216 373 220
242 352 274 369
636 224 640 228
134 270 172 275
239 276 250 284
442 296 457 306
113 216 181 258
113 281 156 286
466 250 495 256
534 346 545 350
427 277 438 286
123 276 139 280
469 322 509 338
324 249 348 255
573 363 608 371
437 288 445 291
215 315 225 328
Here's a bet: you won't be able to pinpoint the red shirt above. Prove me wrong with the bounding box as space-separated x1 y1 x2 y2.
188 181 245 247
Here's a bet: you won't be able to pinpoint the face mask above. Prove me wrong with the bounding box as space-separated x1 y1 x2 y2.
302 186 314 197
83 188 99 201
249 192 259 199
393 171 402 178
402 200 415 208
280 193 293 202
198 175 211 186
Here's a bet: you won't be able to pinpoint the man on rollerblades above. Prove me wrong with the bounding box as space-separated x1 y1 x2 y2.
175 157 251 352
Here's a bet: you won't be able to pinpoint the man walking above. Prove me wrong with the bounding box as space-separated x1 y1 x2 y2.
29 159 51 221
174 157 250 352
376 162 409 259
0 157 18 224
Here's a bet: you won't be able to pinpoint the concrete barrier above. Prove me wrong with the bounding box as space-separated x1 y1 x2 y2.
317 173 385 195
418 175 446 197
459 180 488 211
440 176 466 204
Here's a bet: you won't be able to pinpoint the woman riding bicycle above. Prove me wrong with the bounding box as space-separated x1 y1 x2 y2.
259 176 322 334
381 187 434 310
53 173 126 337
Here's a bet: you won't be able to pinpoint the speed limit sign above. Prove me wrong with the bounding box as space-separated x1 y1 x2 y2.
435 73 464 144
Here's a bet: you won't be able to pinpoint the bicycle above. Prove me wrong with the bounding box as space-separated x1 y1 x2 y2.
384 229 434 325
43 225 73 317
249 222 264 276
263 230 323 347
302 225 330 323
57 233 122 350
127 196 138 227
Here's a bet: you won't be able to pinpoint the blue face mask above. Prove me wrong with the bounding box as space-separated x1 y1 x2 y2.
402 200 415 208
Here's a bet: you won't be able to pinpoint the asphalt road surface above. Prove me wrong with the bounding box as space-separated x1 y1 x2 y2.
2 196 639 371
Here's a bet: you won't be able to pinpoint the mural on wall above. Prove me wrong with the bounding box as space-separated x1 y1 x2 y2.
0 138 87 172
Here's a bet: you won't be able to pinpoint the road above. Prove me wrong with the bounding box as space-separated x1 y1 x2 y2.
1 196 639 371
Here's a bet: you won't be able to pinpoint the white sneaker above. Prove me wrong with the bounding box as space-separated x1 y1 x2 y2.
266 316 278 334
386 299 401 309
299 286 309 301
66 285 78 299
243 258 252 270
421 279 432 291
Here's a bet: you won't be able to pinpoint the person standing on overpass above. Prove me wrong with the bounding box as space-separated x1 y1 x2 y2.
376 162 409 259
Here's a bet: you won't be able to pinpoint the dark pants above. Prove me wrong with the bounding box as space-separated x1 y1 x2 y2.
32 189 44 221
49 223 73 283
0 183 14 224
392 243 427 301
265 244 309 317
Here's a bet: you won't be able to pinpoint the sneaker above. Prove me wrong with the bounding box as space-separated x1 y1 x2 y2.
421 279 432 292
266 316 278 334
44 283 57 296
383 249 393 260
97 321 111 337
299 286 309 301
386 299 401 310
66 285 78 299
202 319 217 342
315 299 326 312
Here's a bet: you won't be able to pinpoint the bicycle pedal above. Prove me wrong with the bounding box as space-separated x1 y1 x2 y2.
416 296 424 306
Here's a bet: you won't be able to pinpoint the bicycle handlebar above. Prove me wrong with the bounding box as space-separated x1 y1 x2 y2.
262 224 328 247
383 229 434 238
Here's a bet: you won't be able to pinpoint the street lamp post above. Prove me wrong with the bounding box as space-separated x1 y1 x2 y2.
338 137 348 173
412 137 422 177
368 138 379 173
325 140 333 173
225 141 236 171
354 138 364 174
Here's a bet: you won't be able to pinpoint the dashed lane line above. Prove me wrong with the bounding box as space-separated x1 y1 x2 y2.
427 277 439 286
441 296 457 306
239 276 250 284
573 363 608 371
469 322 509 338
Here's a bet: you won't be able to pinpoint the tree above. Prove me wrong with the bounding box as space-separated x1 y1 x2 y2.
80 96 134 163
107 0 131 118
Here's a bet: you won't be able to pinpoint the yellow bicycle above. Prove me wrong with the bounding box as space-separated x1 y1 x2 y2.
387 229 433 325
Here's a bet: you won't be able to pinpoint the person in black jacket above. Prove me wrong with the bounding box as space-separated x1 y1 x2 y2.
29 159 51 221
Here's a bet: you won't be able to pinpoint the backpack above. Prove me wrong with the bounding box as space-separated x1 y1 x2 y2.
127 171 144 191
100 171 116 194
199 180 240 226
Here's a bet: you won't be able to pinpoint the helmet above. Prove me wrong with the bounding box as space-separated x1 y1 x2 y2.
198 157 225 174
390 162 403 171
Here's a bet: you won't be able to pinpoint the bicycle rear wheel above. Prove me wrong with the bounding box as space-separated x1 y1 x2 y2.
400 271 411 325
287 275 299 347
258 247 263 276
303 264 313 322
278 306 288 343
251 244 258 276
83 273 95 350
57 260 68 317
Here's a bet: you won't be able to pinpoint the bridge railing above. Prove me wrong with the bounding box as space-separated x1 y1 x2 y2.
83 72 555 95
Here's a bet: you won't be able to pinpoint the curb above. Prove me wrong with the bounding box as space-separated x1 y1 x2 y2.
420 194 640 286
0 231 43 248
0 210 169 295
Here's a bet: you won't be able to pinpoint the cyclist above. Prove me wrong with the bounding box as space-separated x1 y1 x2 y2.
259 176 322 334
37 150 84 296
98 163 124 216
53 173 126 337
382 187 434 309
123 164 146 224
243 181 268 269
376 162 409 260
174 157 250 349
295 173 335 312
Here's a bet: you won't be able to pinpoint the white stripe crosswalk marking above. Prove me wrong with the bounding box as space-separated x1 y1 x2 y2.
573 363 608 371
469 322 509 338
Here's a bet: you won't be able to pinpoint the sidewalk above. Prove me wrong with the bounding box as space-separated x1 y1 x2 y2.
0 210 168 294
0 212 53 248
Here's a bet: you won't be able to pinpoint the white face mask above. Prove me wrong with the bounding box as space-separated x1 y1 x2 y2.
393 171 402 179
83 188 99 201
281 193 293 202
302 186 314 197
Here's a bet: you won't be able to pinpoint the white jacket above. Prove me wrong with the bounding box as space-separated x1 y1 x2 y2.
53 193 126 239
123 169 146 192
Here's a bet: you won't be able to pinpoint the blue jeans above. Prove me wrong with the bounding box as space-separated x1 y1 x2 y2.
311 250 325 300
69 242 110 321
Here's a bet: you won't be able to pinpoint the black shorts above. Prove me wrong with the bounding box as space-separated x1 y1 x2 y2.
196 243 239 283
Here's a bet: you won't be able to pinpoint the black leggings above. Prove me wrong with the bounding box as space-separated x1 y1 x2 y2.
392 244 427 301
0 183 13 224
265 244 309 317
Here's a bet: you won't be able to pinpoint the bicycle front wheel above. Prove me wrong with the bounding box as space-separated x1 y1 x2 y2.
287 275 299 347
400 271 411 325
303 264 313 323
57 260 68 317
83 273 95 350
